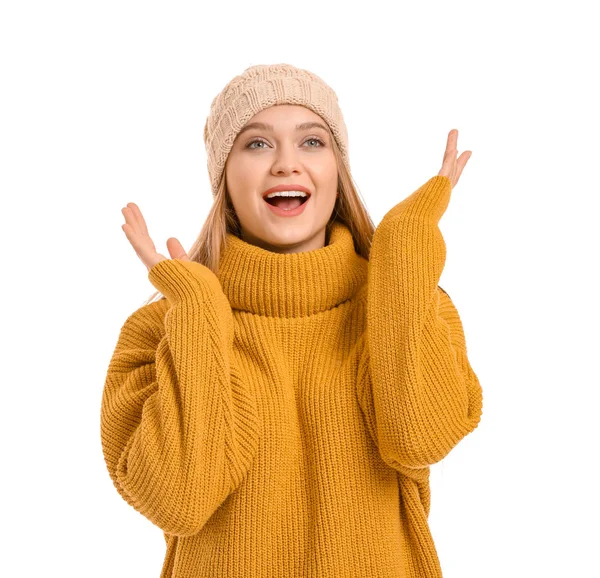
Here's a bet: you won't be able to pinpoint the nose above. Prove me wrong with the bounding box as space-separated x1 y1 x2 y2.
271 142 301 176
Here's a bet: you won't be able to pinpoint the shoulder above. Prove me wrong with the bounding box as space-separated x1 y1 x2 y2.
117 297 169 347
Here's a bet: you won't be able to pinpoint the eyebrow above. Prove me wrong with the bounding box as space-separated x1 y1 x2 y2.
237 121 331 137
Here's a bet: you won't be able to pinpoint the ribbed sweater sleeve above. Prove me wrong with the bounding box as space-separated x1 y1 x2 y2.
100 258 261 537
358 175 483 470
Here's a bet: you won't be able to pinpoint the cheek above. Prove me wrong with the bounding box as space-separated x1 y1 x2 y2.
234 158 273 193
312 158 339 195
226 155 263 204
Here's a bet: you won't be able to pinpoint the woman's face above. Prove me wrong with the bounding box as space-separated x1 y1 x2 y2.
225 104 339 253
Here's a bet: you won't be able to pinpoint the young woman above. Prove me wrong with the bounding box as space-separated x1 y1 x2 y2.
101 63 483 578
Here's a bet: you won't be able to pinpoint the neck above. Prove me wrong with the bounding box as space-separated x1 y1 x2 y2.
239 226 329 255
217 221 367 318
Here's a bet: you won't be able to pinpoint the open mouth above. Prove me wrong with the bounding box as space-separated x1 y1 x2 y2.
264 195 310 210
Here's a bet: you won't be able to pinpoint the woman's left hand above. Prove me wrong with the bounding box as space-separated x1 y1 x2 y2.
438 129 471 188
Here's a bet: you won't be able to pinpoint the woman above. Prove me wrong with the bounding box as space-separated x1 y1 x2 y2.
101 63 483 578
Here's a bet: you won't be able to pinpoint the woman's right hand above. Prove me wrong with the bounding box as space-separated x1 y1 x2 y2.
121 202 190 271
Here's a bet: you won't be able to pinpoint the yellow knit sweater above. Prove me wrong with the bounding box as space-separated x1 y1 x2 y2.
101 175 483 577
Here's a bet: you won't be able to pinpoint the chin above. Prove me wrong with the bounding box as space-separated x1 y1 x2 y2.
244 222 328 253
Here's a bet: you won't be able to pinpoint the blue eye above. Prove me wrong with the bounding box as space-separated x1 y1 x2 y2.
247 139 268 149
246 137 325 149
304 137 325 147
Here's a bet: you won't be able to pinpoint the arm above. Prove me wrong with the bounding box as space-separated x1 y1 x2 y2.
100 258 261 536
358 175 483 470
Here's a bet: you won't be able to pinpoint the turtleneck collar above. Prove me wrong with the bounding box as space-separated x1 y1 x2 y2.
216 220 368 318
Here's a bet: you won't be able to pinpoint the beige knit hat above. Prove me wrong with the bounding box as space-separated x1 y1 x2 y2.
203 63 350 197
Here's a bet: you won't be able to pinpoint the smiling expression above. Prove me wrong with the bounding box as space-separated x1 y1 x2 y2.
224 104 339 254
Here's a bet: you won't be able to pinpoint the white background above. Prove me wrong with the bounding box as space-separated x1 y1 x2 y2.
1 1 598 576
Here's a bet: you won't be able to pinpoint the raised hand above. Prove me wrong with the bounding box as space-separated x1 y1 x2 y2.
438 129 471 188
121 202 190 271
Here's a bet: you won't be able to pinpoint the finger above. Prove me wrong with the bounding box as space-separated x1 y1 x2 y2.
121 222 144 255
166 237 189 261
122 203 141 232
443 150 457 181
444 130 457 158
127 202 149 236
446 129 458 155
439 129 459 179
121 206 140 234
455 150 471 182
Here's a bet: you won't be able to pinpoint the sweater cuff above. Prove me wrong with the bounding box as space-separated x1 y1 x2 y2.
382 175 452 225
148 258 224 304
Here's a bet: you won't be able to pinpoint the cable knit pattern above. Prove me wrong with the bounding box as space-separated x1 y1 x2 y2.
203 63 351 197
100 175 483 577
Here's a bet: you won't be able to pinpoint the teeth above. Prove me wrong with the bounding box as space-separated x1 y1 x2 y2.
265 190 308 199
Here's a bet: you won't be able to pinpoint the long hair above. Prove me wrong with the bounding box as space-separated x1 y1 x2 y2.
142 130 375 306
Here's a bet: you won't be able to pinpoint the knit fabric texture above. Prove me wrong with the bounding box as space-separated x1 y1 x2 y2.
203 63 350 197
100 175 483 577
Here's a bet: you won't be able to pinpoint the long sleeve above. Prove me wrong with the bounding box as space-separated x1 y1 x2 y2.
100 258 261 537
358 175 483 471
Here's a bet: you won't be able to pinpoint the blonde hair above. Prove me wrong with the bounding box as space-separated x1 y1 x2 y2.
143 131 375 306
